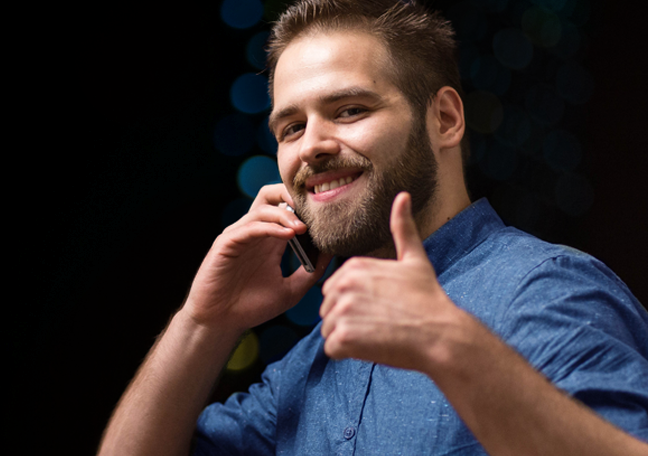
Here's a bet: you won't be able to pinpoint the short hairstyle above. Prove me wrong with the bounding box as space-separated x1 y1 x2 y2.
266 0 469 161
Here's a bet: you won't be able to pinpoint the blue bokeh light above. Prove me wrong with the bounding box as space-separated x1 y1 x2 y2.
543 130 582 171
213 113 256 156
258 118 278 155
231 73 271 114
286 287 323 326
221 0 264 29
237 155 281 198
247 31 270 70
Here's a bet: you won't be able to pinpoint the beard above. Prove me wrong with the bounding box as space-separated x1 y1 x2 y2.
291 113 438 257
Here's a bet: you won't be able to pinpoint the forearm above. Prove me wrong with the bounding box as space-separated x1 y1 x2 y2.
427 310 647 456
98 308 243 456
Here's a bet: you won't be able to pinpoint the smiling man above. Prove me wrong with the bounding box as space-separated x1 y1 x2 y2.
98 1 648 455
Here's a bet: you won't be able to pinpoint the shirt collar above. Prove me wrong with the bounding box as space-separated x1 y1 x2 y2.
422 198 505 277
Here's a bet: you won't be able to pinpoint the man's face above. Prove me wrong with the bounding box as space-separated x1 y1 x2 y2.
271 31 437 257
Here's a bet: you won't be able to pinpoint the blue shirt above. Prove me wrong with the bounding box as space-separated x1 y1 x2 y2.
193 198 648 455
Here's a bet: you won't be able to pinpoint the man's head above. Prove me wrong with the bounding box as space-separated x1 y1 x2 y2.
268 1 468 258
267 0 466 157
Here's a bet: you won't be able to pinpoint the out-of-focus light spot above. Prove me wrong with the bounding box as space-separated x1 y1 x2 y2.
237 155 281 198
259 325 299 365
221 0 264 29
493 28 534 70
543 130 582 171
556 61 594 104
226 331 259 371
522 7 562 47
465 91 504 134
247 31 270 70
213 113 255 156
495 105 531 148
286 287 323 326
231 73 270 114
525 84 564 125
478 141 518 181
221 197 252 229
555 173 594 216
258 118 278 155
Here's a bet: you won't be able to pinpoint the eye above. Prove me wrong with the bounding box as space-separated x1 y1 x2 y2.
338 107 366 118
281 122 305 140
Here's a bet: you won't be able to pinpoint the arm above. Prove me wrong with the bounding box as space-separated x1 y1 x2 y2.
98 184 331 456
320 192 648 456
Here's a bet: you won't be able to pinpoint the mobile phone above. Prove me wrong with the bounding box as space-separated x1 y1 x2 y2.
283 204 319 273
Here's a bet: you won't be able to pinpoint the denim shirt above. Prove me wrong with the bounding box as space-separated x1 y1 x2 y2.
193 198 648 455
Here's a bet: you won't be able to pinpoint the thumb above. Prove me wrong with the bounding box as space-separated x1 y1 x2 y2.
390 192 427 262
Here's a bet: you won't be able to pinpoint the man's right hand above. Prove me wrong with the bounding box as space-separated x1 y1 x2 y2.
182 183 332 335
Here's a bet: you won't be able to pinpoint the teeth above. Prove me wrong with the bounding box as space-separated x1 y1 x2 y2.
314 176 356 194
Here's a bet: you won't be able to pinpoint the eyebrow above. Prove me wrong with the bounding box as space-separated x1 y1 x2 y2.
268 87 385 136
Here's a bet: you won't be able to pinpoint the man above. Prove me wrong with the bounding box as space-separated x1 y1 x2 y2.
98 1 648 455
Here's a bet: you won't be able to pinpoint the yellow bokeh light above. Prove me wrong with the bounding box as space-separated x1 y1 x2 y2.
226 331 259 372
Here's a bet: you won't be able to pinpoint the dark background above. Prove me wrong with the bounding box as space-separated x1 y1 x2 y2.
16 0 646 453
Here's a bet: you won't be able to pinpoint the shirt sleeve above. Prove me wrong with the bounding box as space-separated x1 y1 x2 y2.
498 253 648 442
191 358 283 456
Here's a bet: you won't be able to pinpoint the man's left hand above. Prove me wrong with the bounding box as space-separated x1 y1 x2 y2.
320 192 464 372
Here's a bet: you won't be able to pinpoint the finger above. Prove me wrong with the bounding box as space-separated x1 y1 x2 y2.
227 203 306 234
390 192 427 262
249 183 293 210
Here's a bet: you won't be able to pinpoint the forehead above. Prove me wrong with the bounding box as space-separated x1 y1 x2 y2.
271 30 399 114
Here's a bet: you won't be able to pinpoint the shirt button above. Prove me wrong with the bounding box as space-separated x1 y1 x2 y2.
343 426 356 440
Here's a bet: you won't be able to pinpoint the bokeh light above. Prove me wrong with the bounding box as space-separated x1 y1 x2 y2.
237 155 281 198
522 7 562 47
286 286 323 326
213 113 256 156
226 330 259 372
230 73 271 114
220 0 264 29
478 141 518 181
247 31 270 70
257 117 278 155
494 105 532 148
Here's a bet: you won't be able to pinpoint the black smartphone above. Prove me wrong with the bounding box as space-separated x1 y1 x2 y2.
283 204 319 273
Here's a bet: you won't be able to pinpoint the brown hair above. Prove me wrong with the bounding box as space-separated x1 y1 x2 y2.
266 0 468 161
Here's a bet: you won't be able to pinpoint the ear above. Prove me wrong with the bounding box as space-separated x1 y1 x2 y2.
426 86 465 151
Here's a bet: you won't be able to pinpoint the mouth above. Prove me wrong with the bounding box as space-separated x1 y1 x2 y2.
306 170 363 196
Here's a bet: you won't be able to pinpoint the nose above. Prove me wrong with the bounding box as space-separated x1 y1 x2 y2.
298 117 340 164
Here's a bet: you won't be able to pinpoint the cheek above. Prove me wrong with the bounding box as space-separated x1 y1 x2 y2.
277 150 298 189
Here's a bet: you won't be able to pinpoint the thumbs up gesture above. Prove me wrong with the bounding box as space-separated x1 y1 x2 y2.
320 192 462 372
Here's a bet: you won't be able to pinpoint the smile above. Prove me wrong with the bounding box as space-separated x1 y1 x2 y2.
314 175 357 194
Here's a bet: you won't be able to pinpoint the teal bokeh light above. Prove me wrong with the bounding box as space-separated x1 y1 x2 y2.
286 287 323 327
220 0 264 29
231 73 271 114
247 31 270 70
237 155 281 198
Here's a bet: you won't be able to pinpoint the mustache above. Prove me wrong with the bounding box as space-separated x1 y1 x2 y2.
293 156 372 191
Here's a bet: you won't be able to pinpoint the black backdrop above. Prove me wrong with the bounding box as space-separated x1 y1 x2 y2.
16 0 647 453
